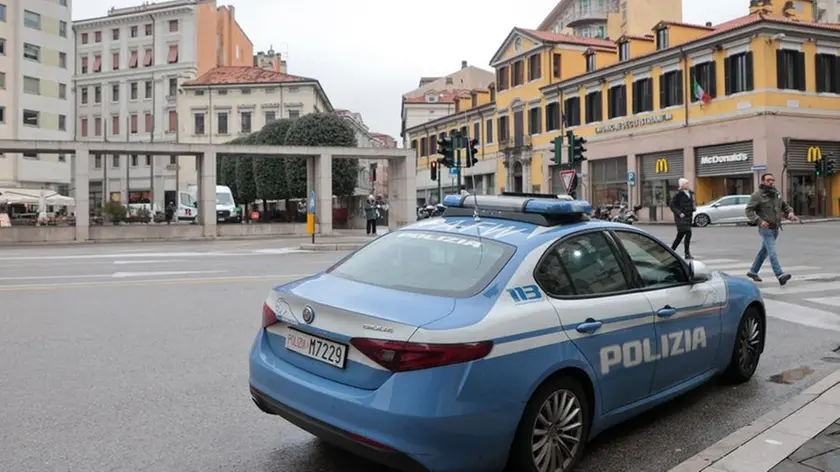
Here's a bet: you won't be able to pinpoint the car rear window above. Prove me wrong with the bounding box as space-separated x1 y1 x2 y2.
326 230 516 298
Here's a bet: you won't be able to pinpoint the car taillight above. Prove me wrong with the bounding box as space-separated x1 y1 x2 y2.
262 303 278 328
350 338 493 373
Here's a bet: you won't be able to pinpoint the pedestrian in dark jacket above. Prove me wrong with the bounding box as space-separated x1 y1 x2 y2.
364 195 378 236
745 173 800 285
669 178 695 259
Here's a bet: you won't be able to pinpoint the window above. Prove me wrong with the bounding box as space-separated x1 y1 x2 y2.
112 115 120 135
241 111 252 133
145 155 151 166
130 26 138 38
113 155 120 168
170 156 177 165
0 107 4 123
0 72 4 89
777 49 806 91
59 52 66 69
497 66 509 91
544 102 560 131
23 76 40 95
564 96 581 127
498 115 509 142
0 39 5 55
659 70 684 108
23 153 38 160
528 107 541 134
656 28 669 50
536 232 631 297
613 231 687 288
168 78 177 96
485 118 494 143
131 155 138 166
59 83 67 99
585 91 603 123
0 4 4 22
169 20 179 32
130 114 138 134
145 24 153 36
112 52 120 70
724 52 754 95
94 86 101 104
129 50 138 68
419 137 427 157
288 109 300 119
112 28 120 40
57 115 65 131
24 10 41 30
816 54 839 94
59 21 67 37
145 81 152 99
80 118 88 137
473 121 480 144
586 54 596 72
608 84 627 119
553 53 562 78
93 55 101 73
94 117 101 136
95 155 103 169
167 44 178 64
528 54 542 81
632 78 654 113
23 110 39 127
81 87 88 104
168 110 177 132
689 61 718 102
23 43 40 62
130 82 138 100
619 42 630 61
194 113 205 134
327 231 514 298
512 60 524 86
144 49 153 67
217 112 228 134
241 88 251 95
81 32 89 44
95 31 102 43
112 84 119 102
145 113 153 132
265 111 276 123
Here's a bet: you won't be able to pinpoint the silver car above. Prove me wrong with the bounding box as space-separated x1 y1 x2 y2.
693 194 752 227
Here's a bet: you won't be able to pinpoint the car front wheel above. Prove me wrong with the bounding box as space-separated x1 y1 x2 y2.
509 376 590 472
694 214 711 227
723 306 764 383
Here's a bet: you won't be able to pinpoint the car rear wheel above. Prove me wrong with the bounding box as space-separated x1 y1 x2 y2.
695 214 711 227
509 376 590 472
723 307 764 384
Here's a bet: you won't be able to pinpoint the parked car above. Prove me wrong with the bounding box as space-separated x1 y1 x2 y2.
693 194 752 227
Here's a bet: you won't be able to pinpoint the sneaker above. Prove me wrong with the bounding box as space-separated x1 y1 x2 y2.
685 254 693 260
778 273 792 286
746 272 763 283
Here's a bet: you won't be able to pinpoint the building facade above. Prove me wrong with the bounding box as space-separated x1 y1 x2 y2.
537 0 682 40
0 0 75 192
72 0 252 210
406 12 840 218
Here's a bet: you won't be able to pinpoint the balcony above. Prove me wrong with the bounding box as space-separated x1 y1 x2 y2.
563 1 612 28
500 135 532 153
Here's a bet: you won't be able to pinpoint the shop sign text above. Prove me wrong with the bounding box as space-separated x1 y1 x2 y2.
699 152 750 165
596 114 673 134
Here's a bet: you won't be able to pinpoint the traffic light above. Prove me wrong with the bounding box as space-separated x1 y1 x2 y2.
815 159 823 177
437 136 450 157
430 159 438 181
549 136 564 166
572 134 587 163
826 158 837 176
465 139 479 167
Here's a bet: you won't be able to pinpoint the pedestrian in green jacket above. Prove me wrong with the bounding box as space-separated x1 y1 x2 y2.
745 173 800 286
364 196 378 236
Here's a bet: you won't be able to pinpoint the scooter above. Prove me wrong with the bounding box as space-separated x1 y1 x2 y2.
417 204 446 220
612 204 643 225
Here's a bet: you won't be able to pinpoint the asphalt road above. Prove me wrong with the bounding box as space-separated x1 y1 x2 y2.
1 223 839 472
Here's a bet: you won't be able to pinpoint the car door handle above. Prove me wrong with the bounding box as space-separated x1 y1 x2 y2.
576 319 603 334
657 306 677 318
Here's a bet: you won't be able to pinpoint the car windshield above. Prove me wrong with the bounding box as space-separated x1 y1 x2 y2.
217 193 234 205
327 230 516 297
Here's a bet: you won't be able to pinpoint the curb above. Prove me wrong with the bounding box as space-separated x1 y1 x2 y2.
299 243 364 252
637 218 840 227
668 369 840 472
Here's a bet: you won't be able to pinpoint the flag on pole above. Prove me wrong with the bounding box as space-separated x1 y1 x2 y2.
693 78 712 104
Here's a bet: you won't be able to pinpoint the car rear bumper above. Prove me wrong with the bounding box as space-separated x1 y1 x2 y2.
248 331 517 472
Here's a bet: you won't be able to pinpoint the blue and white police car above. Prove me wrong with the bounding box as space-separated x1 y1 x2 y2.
249 194 765 472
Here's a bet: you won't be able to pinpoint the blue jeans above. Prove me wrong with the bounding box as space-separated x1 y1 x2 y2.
749 227 784 277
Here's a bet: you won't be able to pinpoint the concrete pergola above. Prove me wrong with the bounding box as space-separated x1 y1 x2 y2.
0 140 416 241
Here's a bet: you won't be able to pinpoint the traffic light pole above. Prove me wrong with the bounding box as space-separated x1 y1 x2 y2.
456 146 462 190
437 163 442 204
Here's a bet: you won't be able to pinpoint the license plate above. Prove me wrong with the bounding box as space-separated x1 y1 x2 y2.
217 217 224 222
285 328 347 369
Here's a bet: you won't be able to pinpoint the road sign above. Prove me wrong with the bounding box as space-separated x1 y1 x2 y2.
560 170 577 192
627 171 636 186
751 165 768 172
449 167 459 176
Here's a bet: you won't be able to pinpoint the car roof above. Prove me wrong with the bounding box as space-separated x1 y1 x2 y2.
402 215 631 251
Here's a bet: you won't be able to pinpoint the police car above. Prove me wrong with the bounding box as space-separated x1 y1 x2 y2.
249 194 765 472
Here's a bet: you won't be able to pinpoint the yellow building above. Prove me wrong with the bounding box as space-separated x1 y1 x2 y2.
537 0 682 40
406 12 840 219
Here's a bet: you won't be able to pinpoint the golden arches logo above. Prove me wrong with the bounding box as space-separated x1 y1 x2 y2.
655 158 669 174
807 146 822 163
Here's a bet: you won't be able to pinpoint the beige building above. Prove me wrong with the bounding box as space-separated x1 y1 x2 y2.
0 0 75 192
537 0 682 40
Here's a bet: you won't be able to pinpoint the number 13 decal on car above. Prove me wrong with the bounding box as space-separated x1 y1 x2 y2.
508 284 543 304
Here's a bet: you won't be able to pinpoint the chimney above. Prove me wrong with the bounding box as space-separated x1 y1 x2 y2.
705 21 712 27
461 60 467 69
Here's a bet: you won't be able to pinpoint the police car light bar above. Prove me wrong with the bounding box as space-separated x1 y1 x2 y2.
442 194 592 216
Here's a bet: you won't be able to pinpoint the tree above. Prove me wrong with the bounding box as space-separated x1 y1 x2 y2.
284 113 360 198
219 137 240 199
253 119 294 201
234 133 259 206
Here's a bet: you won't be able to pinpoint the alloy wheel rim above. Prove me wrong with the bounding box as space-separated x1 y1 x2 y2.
531 389 583 472
697 215 709 226
738 315 761 373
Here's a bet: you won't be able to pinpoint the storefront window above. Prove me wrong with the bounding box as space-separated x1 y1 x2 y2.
589 158 627 207
642 179 676 206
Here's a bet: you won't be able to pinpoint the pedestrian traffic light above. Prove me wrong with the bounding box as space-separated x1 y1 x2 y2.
465 139 479 167
826 158 837 177
815 159 823 177
430 159 438 181
549 136 564 166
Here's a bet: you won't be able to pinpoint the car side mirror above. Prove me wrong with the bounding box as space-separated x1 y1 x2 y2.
711 203 720 208
688 260 711 283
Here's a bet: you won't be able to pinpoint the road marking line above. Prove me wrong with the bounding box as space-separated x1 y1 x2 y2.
111 270 224 278
805 296 840 308
113 260 184 265
694 258 741 264
715 265 820 273
763 299 840 331
0 274 311 292
761 281 840 296
0 270 224 281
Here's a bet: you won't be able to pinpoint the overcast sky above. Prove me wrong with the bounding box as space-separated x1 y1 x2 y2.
73 0 749 142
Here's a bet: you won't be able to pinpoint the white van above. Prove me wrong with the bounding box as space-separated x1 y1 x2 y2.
187 184 240 223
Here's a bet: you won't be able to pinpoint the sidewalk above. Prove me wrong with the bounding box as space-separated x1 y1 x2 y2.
638 217 840 227
670 370 840 472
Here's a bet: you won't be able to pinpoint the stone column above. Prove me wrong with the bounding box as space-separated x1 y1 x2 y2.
74 147 90 242
152 155 167 211
307 154 333 235
388 155 415 229
198 151 217 238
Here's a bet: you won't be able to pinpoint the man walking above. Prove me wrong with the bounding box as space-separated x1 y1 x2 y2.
364 195 378 237
669 178 695 259
745 173 800 285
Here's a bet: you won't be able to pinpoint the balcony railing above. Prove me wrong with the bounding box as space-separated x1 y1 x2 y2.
500 135 532 151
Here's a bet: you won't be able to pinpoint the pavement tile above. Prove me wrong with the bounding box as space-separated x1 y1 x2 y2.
802 449 840 471
813 385 840 407
773 402 840 439
788 437 840 463
714 430 809 472
769 459 822 471
802 371 840 396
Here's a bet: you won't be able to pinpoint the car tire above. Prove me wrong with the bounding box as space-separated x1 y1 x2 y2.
722 306 764 384
508 376 591 472
694 214 711 227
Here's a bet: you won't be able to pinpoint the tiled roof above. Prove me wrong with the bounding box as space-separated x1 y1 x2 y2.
182 66 315 86
403 89 479 104
519 28 616 49
657 20 716 31
619 34 655 42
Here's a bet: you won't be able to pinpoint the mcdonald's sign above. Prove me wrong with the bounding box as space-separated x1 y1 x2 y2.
655 158 669 174
807 146 822 162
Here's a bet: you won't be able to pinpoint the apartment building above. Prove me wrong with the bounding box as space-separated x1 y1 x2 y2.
406 12 840 219
0 0 74 192
73 0 252 210
537 0 682 40
335 108 391 198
